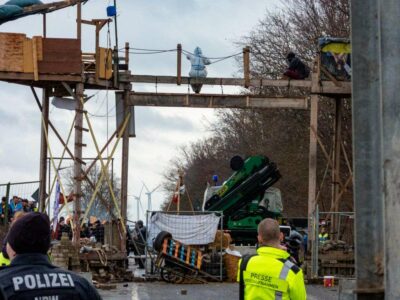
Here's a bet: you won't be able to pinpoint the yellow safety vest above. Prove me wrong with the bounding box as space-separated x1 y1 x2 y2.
319 233 329 244
0 252 10 267
237 247 306 300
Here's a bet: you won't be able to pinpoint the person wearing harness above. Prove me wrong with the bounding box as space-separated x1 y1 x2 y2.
237 218 306 300
0 212 102 300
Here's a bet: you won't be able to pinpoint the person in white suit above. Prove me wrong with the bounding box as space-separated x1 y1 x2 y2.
186 46 211 93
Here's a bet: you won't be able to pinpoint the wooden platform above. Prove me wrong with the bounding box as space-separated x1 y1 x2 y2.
120 74 352 96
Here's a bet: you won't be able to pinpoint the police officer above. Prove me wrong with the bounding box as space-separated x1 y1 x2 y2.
0 212 102 300
237 218 306 300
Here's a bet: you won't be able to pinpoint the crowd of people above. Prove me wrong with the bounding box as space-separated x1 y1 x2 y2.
0 196 38 223
53 216 105 244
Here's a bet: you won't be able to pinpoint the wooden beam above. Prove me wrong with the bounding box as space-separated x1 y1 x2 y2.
0 72 81 82
73 82 84 245
123 92 308 109
38 88 49 212
32 38 39 81
177 44 182 85
120 74 351 95
120 74 311 88
331 98 343 239
243 46 250 88
308 94 318 245
120 90 130 232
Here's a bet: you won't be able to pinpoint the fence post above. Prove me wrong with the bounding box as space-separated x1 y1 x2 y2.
4 182 10 225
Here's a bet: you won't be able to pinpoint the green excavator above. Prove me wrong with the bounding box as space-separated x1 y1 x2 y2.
202 155 283 244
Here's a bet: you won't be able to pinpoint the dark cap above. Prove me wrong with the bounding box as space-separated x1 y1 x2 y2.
7 212 51 254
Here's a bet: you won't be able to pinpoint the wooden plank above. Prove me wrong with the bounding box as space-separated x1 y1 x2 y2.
40 50 81 62
33 36 43 61
120 74 312 88
32 38 39 81
123 92 308 109
23 38 34 73
243 47 250 88
121 74 352 95
39 61 82 74
308 94 319 242
42 38 81 51
23 37 43 73
0 33 25 72
37 37 81 74
0 71 81 82
98 48 112 80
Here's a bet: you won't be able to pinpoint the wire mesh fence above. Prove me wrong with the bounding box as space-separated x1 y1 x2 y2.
144 211 225 282
0 181 40 202
309 206 355 278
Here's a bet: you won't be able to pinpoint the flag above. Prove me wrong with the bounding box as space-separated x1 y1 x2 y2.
52 180 61 233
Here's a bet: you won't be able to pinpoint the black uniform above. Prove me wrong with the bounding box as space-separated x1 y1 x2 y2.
0 254 102 300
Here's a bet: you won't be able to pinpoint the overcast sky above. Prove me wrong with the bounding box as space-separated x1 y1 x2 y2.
0 0 279 221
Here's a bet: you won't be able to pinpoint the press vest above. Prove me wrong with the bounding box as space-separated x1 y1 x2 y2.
238 247 306 300
0 254 101 300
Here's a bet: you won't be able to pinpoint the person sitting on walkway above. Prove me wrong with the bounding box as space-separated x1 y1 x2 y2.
283 52 310 80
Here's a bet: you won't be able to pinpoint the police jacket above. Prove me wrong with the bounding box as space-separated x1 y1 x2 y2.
237 246 306 300
0 253 102 300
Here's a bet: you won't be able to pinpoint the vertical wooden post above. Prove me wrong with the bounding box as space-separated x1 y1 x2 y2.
95 22 100 81
4 183 10 225
113 46 119 88
243 46 250 88
125 42 130 69
177 173 182 213
77 0 82 42
308 94 318 243
42 13 46 38
32 38 39 81
331 97 342 240
73 83 84 244
177 43 182 85
39 88 49 213
120 89 130 252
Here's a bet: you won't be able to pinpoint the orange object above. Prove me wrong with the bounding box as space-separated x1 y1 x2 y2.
162 239 168 254
174 242 180 257
197 252 202 269
186 246 191 264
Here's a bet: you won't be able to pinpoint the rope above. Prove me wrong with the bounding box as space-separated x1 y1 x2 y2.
118 47 243 64
94 248 108 266
40 116 73 228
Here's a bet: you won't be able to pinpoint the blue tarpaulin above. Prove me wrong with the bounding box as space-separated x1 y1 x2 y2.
0 4 22 18
4 0 42 7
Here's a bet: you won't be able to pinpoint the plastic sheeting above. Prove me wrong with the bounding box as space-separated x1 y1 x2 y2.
147 212 221 246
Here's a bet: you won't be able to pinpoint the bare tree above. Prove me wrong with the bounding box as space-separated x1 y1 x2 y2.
161 0 353 217
64 164 120 221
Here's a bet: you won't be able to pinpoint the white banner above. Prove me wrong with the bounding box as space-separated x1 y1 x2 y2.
148 213 221 246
